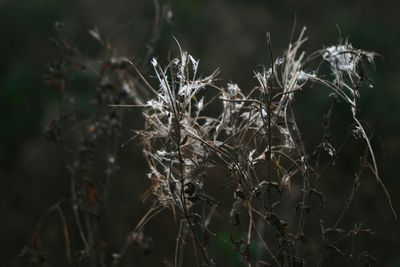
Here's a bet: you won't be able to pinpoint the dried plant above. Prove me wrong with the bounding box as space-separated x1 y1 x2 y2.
119 27 396 266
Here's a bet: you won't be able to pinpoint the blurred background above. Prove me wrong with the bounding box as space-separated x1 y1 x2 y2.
1 0 399 266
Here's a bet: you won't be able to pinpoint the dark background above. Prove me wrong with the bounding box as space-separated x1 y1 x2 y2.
1 0 399 266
